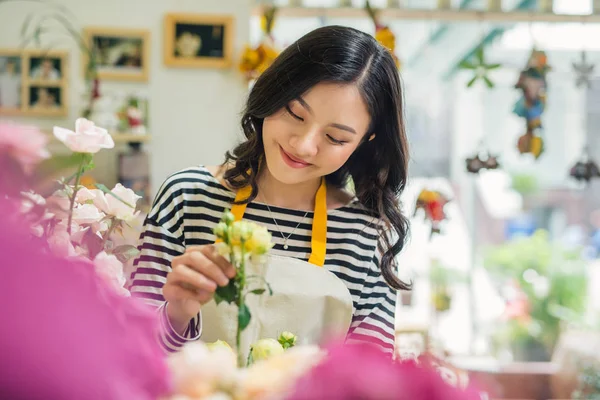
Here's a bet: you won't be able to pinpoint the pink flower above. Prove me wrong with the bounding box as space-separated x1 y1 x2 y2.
285 342 482 400
93 251 128 296
53 118 114 153
47 227 77 258
0 122 50 173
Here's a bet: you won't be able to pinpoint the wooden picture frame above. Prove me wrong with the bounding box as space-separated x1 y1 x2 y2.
164 13 234 68
83 27 150 82
0 48 68 117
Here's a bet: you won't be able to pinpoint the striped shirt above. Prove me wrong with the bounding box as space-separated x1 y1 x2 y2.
129 166 397 355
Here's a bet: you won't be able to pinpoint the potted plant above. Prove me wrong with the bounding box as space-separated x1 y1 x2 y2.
484 229 588 361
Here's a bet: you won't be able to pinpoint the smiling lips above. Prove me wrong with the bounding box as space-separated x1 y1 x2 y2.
279 146 312 169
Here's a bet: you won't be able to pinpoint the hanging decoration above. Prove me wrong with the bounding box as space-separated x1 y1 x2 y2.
513 49 550 159
572 50 595 89
413 188 451 237
569 148 600 183
458 45 501 88
365 1 401 69
238 6 280 82
465 150 500 174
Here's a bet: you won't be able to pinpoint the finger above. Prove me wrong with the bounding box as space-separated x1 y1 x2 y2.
188 251 230 286
163 282 211 304
170 263 218 293
201 245 237 279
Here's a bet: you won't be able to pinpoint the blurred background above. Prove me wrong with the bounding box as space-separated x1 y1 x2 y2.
1 0 599 398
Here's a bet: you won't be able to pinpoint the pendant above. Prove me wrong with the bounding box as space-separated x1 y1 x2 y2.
283 243 289 250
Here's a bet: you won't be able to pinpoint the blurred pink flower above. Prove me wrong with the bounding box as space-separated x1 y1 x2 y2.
94 251 128 296
47 226 77 258
53 118 114 154
285 342 482 400
0 122 50 173
0 200 170 399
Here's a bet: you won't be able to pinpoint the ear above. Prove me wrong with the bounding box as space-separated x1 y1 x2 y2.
368 134 376 142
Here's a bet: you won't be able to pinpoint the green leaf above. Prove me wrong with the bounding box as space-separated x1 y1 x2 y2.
249 288 266 296
483 75 495 88
32 153 86 184
458 60 476 70
246 276 274 296
214 280 237 304
486 63 502 70
112 245 139 263
238 303 251 331
467 75 478 87
95 183 135 208
475 46 485 63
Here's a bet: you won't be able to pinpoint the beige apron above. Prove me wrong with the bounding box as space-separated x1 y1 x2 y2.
200 180 354 359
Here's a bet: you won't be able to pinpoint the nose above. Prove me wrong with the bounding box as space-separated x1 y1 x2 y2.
289 128 319 158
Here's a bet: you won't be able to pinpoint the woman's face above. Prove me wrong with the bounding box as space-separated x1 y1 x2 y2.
262 82 371 186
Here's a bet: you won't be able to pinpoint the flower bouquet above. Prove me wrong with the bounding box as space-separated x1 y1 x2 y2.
1 118 143 296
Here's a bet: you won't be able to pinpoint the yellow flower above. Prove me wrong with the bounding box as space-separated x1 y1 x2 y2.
245 225 273 255
213 222 228 240
239 46 261 73
250 338 284 362
375 27 395 52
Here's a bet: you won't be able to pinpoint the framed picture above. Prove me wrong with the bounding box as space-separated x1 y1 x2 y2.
84 27 150 82
164 13 234 68
0 50 24 114
0 48 68 117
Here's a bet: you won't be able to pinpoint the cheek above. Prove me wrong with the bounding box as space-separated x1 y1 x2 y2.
321 144 359 169
262 116 286 144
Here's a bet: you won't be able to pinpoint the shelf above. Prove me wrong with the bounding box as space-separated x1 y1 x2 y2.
252 6 600 23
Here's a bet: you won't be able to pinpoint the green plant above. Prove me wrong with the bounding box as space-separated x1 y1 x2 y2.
573 362 600 399
483 230 588 356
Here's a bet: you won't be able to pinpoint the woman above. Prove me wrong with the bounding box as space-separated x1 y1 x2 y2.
129 25 410 357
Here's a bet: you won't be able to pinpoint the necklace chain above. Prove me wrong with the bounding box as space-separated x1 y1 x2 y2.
259 191 309 250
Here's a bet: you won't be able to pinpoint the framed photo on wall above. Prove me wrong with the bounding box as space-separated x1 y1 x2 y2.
0 49 24 115
84 27 150 82
164 13 234 68
0 48 68 117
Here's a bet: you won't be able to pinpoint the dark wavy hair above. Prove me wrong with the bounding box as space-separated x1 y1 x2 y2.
223 25 410 290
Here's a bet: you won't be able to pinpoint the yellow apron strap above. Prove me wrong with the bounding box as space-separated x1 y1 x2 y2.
228 180 328 267
231 185 252 221
307 179 327 267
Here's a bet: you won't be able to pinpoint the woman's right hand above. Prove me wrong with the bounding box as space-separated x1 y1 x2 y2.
163 245 236 334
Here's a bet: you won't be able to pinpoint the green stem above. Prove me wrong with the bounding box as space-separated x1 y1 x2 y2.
236 241 246 368
66 157 85 235
101 218 117 251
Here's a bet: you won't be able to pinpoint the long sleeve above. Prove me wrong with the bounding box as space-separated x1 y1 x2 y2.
129 176 201 353
346 242 398 356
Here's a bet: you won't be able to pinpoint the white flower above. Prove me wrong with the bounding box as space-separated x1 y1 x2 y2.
250 338 284 362
53 118 114 153
168 342 239 398
92 184 141 222
75 187 96 204
72 203 105 225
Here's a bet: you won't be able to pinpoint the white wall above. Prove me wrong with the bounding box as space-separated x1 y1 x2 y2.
0 0 250 195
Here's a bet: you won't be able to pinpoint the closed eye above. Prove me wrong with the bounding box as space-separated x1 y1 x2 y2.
285 105 304 121
327 135 347 145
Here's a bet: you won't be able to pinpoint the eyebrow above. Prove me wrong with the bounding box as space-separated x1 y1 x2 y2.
296 96 357 135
